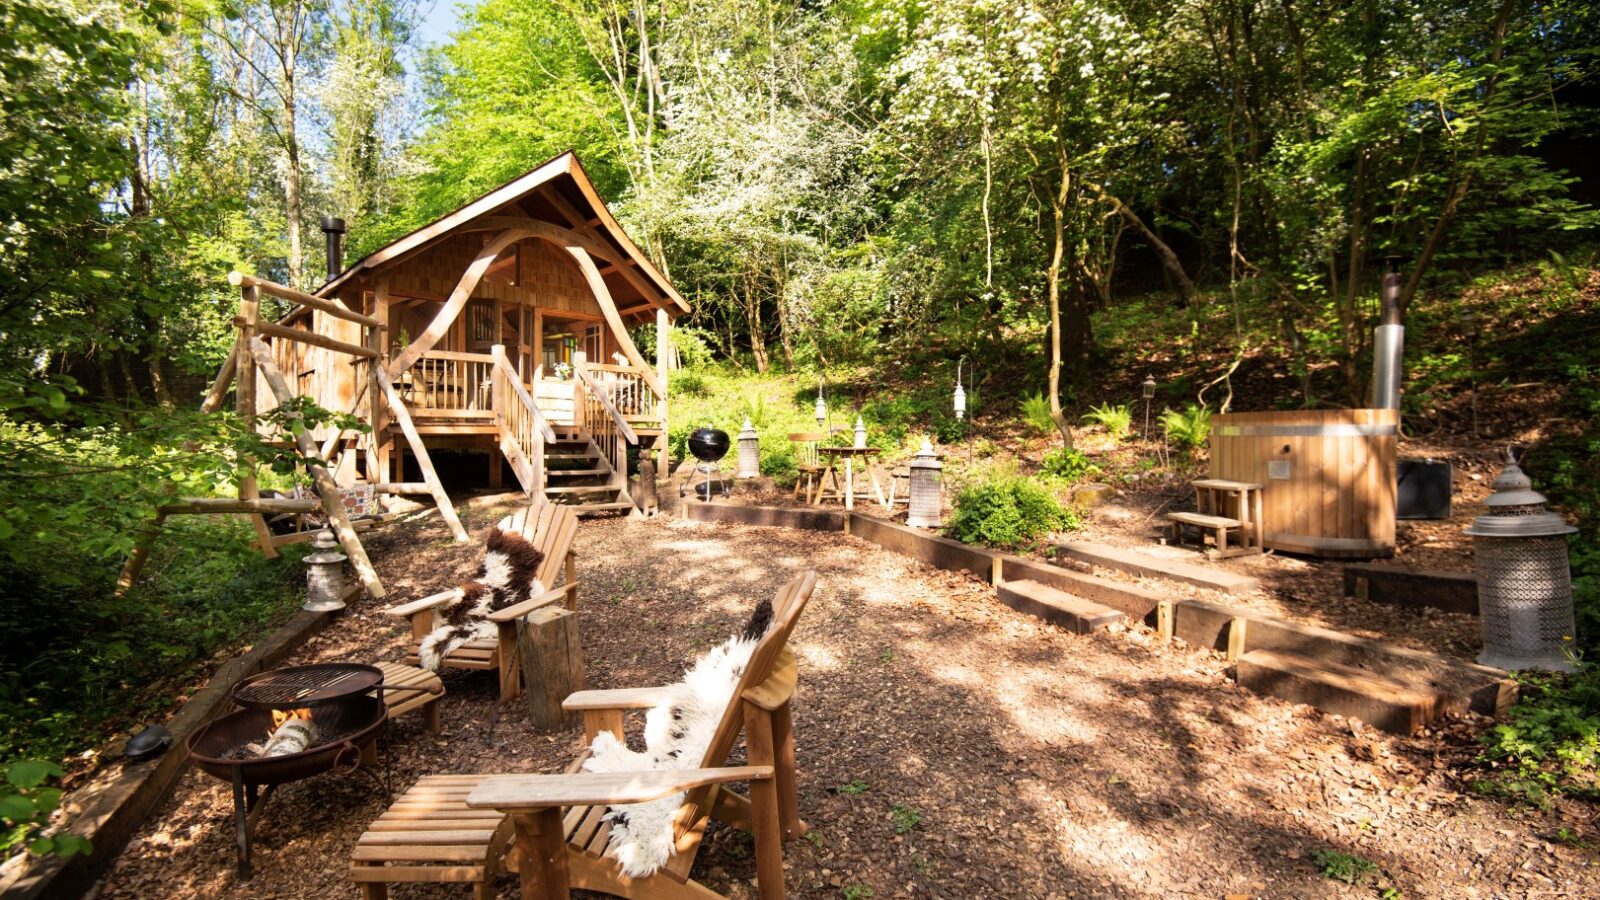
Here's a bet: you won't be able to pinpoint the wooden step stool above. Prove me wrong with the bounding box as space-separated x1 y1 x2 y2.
351 774 513 900
373 661 444 734
1167 511 1254 559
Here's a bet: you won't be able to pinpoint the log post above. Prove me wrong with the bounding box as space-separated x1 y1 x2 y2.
236 285 278 558
656 307 671 476
250 338 386 598
516 606 585 733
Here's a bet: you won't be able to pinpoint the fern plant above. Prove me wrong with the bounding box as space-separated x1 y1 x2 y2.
1081 402 1133 439
1019 392 1055 435
1160 404 1211 451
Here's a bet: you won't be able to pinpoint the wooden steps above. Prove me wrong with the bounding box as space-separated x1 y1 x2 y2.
997 579 1125 634
1235 649 1445 735
1054 540 1259 594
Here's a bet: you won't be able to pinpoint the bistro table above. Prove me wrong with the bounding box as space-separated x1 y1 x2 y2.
812 446 886 511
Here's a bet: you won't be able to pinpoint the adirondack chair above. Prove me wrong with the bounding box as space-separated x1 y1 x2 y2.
382 501 579 702
351 571 816 900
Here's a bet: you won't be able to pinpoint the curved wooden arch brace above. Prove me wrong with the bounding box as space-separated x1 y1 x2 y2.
387 228 532 380
463 217 672 322
560 245 665 397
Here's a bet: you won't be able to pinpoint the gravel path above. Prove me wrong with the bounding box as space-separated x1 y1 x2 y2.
94 504 1597 898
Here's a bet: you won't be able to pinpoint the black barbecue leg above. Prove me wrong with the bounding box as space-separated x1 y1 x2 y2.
231 767 253 881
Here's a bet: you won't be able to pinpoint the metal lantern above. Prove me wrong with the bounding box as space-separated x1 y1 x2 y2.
815 390 827 428
907 438 943 528
1141 374 1157 436
303 529 348 612
853 416 867 449
736 417 761 478
1465 452 1578 672
953 382 966 420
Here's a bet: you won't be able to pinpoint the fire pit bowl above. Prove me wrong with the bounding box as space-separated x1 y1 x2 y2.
688 427 730 463
187 695 386 786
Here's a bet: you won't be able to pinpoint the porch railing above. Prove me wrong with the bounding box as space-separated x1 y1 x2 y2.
573 353 638 486
398 350 495 416
585 363 659 425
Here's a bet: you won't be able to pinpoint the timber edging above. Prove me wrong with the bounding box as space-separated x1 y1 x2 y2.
0 609 334 900
675 500 1514 733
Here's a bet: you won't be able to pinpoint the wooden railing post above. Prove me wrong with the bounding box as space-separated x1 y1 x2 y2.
656 308 670 477
235 284 277 558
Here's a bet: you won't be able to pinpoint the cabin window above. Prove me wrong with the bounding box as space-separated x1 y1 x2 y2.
583 324 604 363
542 330 577 377
467 302 496 343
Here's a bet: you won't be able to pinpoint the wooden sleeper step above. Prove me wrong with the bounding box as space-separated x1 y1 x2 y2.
1235 648 1445 735
1054 540 1259 594
997 579 1125 634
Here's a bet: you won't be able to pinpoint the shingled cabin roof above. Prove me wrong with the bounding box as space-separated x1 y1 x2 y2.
308 151 688 322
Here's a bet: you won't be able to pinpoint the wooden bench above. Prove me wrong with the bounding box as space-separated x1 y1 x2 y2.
373 661 444 734
1167 511 1253 559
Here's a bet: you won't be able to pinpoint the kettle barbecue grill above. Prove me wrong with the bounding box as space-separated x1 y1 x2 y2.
680 426 732 501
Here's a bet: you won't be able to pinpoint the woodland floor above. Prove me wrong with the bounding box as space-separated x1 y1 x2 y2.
91 494 1600 899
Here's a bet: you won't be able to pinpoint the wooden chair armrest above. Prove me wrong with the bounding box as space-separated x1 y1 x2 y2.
466 766 774 811
383 588 462 618
563 686 676 712
484 582 579 623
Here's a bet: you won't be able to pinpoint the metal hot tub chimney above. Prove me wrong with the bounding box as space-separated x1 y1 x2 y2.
1371 254 1405 410
320 216 347 283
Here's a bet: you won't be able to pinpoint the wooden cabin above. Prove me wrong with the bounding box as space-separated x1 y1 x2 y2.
238 151 685 519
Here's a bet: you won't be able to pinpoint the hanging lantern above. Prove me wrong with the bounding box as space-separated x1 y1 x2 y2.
953 382 966 420
303 529 348 612
815 390 827 428
736 417 761 478
907 438 944 528
853 416 867 449
1466 452 1578 672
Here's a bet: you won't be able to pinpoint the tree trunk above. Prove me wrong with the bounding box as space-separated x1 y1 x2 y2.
1105 196 1196 306
1046 150 1075 450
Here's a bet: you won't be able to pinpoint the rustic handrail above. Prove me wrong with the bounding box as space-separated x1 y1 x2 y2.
492 349 556 443
227 271 380 327
573 361 639 445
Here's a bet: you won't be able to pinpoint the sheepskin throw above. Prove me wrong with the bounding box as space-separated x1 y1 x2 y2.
418 528 545 671
582 598 776 877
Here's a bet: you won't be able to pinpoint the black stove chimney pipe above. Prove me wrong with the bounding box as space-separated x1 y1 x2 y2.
320 216 346 283
1372 253 1406 409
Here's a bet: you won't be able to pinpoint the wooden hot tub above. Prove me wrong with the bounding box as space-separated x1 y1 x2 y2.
1209 408 1397 558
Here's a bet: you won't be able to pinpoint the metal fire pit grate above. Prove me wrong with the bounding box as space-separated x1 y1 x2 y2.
232 663 384 710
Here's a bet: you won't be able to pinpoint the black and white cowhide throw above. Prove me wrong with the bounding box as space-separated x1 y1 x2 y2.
581 598 776 877
418 528 546 671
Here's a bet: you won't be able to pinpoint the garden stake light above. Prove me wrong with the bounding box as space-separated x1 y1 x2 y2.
1142 374 1156 437
1466 450 1578 672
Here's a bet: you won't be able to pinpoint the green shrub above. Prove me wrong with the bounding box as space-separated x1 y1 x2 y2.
932 415 967 444
1160 404 1211 450
1019 392 1055 435
947 476 1078 550
673 370 708 397
1476 666 1600 803
1081 402 1133 439
1040 447 1100 483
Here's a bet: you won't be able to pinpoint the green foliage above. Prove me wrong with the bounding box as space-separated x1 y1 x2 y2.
1 760 88 858
842 885 874 900
1310 848 1379 886
1019 392 1056 436
835 780 870 796
1081 403 1132 439
1040 447 1100 483
1476 668 1600 803
948 476 1079 550
672 370 708 397
889 803 921 835
1159 405 1211 451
